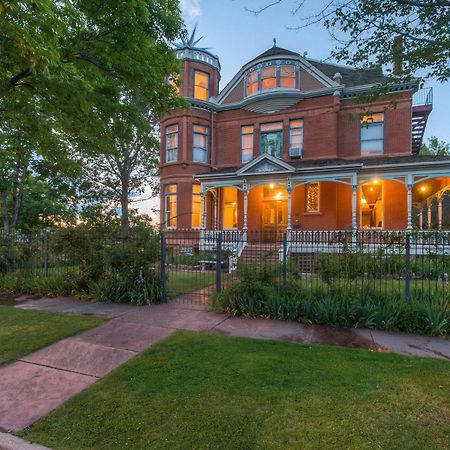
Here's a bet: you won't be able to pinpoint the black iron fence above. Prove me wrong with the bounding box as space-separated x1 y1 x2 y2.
1 228 450 306
162 229 450 305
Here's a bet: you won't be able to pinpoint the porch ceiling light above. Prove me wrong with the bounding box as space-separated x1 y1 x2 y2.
373 178 379 184
269 183 275 189
420 186 427 192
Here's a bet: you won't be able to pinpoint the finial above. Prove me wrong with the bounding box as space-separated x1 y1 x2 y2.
273 38 277 47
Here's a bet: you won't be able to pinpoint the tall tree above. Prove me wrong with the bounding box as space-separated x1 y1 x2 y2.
248 1 450 81
0 0 185 233
80 99 159 237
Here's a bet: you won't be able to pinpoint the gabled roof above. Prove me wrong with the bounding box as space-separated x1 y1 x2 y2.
237 154 295 175
306 59 387 87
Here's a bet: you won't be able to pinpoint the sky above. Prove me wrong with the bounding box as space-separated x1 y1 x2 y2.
137 0 450 220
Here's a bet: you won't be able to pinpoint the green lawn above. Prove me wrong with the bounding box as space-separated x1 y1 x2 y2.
0 306 105 365
21 331 450 450
166 270 215 299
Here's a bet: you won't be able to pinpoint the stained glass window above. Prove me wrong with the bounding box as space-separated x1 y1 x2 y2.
306 183 320 213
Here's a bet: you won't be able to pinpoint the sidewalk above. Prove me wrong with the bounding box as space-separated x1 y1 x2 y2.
0 295 449 434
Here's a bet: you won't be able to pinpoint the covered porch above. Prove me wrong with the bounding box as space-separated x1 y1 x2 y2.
196 154 450 238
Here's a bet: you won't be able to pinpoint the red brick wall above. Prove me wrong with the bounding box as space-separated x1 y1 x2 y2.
221 79 244 104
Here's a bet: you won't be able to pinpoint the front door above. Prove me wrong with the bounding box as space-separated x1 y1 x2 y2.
262 200 287 241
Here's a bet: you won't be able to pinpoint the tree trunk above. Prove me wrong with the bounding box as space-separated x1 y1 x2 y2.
120 178 129 239
1 190 10 235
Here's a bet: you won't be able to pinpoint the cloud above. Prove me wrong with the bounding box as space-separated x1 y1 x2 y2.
180 0 202 20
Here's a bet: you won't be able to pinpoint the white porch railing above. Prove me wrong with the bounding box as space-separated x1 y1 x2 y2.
199 229 248 272
288 230 450 255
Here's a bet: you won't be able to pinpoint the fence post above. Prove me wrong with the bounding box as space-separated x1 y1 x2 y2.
160 231 167 302
282 232 287 288
43 228 50 277
405 233 411 304
216 232 222 294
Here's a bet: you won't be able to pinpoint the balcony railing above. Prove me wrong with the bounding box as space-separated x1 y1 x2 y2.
412 87 433 107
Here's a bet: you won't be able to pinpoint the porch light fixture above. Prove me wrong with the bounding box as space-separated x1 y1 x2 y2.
269 183 275 189
373 178 379 184
420 186 427 192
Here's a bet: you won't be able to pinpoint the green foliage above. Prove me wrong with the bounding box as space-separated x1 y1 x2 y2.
420 136 450 156
252 1 450 81
0 224 164 304
214 279 450 336
314 251 450 281
1 0 186 234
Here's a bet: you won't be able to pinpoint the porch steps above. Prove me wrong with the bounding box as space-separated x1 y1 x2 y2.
239 243 280 265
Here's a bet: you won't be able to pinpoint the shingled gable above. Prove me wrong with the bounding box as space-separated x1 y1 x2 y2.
237 154 295 175
217 46 337 104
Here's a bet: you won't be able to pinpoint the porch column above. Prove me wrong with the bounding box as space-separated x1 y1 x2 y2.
213 189 219 230
418 205 424 230
351 176 358 230
438 195 443 230
406 174 413 231
427 199 432 228
243 182 248 231
200 186 206 230
287 179 292 232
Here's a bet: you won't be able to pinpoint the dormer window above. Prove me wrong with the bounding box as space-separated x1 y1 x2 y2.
245 60 299 97
261 66 276 90
247 71 258 95
280 65 296 88
194 70 209 100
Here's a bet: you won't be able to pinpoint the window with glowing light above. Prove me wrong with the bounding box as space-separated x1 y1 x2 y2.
165 124 178 162
280 65 296 88
247 71 258 95
260 122 283 157
223 187 238 229
192 184 201 228
306 183 320 213
261 66 277 90
193 125 209 163
289 120 303 158
194 71 209 100
164 184 177 228
361 113 384 156
241 126 254 163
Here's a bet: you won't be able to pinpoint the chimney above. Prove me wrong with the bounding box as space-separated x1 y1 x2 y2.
393 35 403 76
333 72 342 85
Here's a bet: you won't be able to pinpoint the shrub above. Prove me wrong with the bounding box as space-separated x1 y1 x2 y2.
213 279 450 336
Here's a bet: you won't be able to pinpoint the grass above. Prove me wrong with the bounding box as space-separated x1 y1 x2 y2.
0 306 105 365
166 270 215 299
21 331 450 450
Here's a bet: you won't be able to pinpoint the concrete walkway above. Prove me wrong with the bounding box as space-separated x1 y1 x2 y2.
1 295 449 435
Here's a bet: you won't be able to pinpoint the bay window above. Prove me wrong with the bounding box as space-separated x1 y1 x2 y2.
261 66 276 90
192 184 201 228
193 125 209 162
247 71 258 96
194 70 209 100
165 124 178 162
164 184 177 228
280 65 296 88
